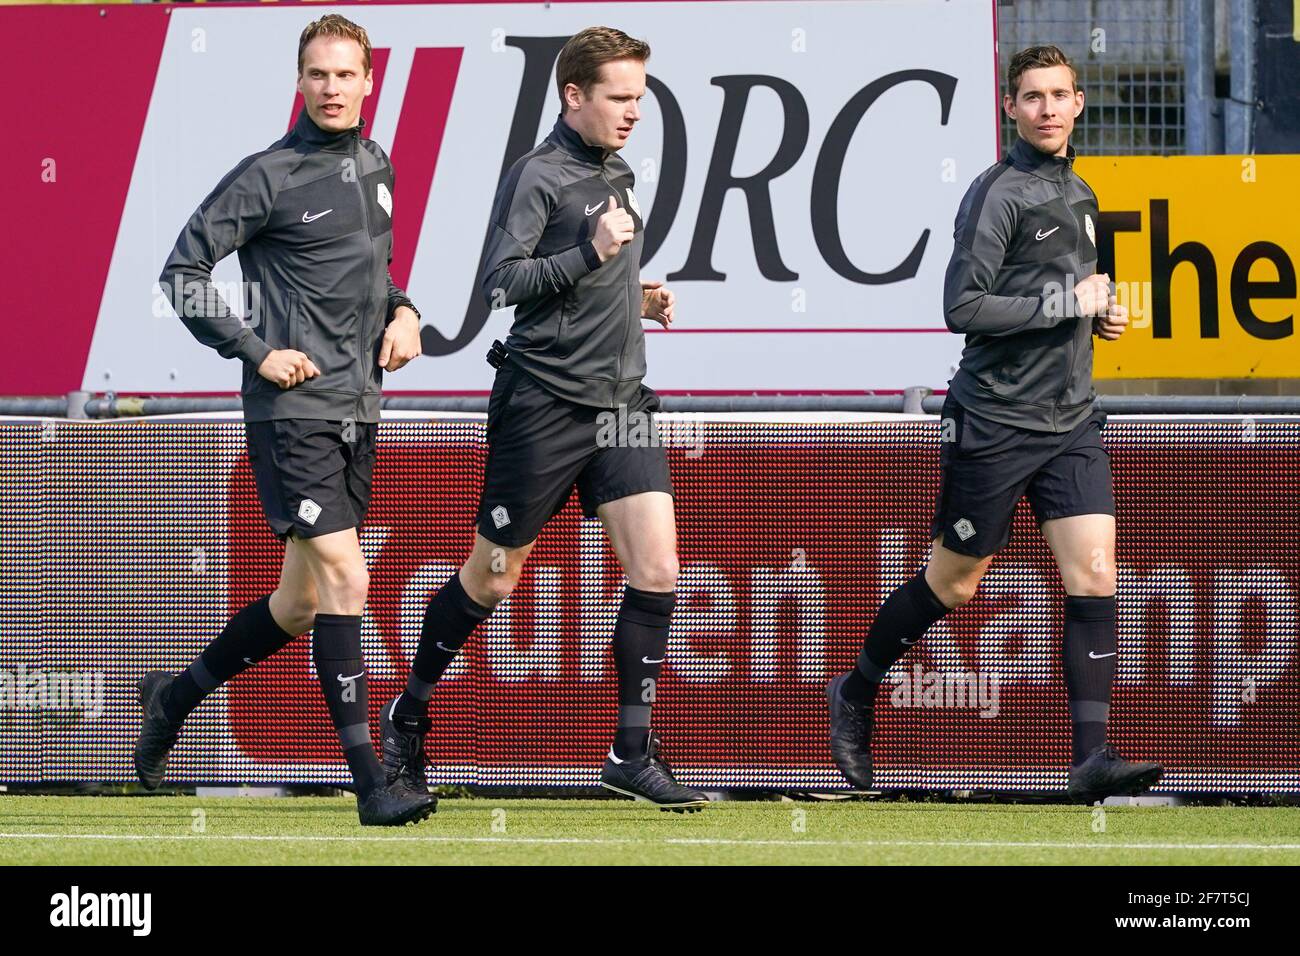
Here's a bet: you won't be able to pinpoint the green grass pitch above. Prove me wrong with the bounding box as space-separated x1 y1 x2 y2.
2 795 1299 865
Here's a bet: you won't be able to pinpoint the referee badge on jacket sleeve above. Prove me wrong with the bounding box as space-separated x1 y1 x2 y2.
1084 213 1095 246
377 182 393 218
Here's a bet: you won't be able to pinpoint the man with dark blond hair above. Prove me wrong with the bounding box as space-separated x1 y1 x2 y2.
826 45 1164 804
136 14 434 826
382 26 707 811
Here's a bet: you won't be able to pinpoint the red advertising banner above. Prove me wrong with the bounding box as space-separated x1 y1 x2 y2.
3 416 1296 792
210 417 1300 792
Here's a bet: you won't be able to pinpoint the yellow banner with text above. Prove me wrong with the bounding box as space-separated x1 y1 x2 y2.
1076 155 1298 378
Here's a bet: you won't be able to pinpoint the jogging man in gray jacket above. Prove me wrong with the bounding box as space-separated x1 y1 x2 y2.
826 45 1163 803
133 15 434 826
380 27 708 811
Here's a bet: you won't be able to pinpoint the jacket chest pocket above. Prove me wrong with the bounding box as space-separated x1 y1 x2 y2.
275 173 364 238
1009 199 1076 263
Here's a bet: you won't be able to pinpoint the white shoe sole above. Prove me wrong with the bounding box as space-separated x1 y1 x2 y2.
599 780 708 811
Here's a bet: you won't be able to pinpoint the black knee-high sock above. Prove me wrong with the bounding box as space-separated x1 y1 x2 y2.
163 595 297 723
843 571 951 703
611 587 675 760
394 572 493 719
312 613 384 798
1062 594 1117 765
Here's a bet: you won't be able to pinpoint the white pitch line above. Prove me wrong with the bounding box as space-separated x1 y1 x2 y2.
664 838 1300 851
0 832 632 846
0 832 1297 851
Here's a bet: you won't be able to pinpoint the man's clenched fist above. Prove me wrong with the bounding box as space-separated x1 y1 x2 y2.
1073 272 1111 318
641 279 675 329
379 306 422 372
1093 295 1129 341
257 349 320 389
592 195 635 262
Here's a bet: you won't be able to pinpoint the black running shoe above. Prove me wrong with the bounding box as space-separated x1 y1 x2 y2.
133 671 183 791
357 778 437 827
1067 744 1164 804
599 733 709 812
825 672 875 790
380 696 433 795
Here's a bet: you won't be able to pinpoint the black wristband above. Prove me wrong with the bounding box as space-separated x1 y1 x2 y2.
390 301 420 323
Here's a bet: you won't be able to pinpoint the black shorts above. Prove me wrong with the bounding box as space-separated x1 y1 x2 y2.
245 418 377 541
476 364 675 547
930 396 1115 558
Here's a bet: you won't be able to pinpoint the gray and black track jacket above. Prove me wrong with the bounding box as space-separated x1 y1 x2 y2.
480 115 646 409
160 109 417 423
944 138 1102 433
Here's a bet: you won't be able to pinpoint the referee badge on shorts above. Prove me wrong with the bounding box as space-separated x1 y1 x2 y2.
298 498 322 526
953 517 976 541
491 505 511 529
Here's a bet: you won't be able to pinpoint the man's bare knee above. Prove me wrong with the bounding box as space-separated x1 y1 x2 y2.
458 536 533 609
939 577 980 608
461 564 518 609
925 539 992 609
315 562 369 610
628 554 679 593
925 565 984 608
270 586 318 634
472 574 517 608
1067 565 1116 597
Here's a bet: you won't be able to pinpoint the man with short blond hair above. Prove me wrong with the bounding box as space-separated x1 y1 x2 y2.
136 14 433 826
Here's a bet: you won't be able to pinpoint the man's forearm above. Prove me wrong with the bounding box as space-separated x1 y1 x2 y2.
943 241 1074 337
159 261 271 367
481 241 601 309
944 290 1064 337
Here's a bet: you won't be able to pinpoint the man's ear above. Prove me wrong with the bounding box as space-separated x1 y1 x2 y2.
564 82 584 113
1002 93 1016 119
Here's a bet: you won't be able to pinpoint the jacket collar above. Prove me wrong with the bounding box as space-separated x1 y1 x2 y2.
548 114 609 165
292 107 365 151
1007 136 1075 181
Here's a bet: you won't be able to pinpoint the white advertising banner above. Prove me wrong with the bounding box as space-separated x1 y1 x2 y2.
87 1 997 395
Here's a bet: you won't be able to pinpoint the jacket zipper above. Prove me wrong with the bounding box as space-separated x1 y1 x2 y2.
601 162 633 408
352 131 372 404
1053 176 1077 423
